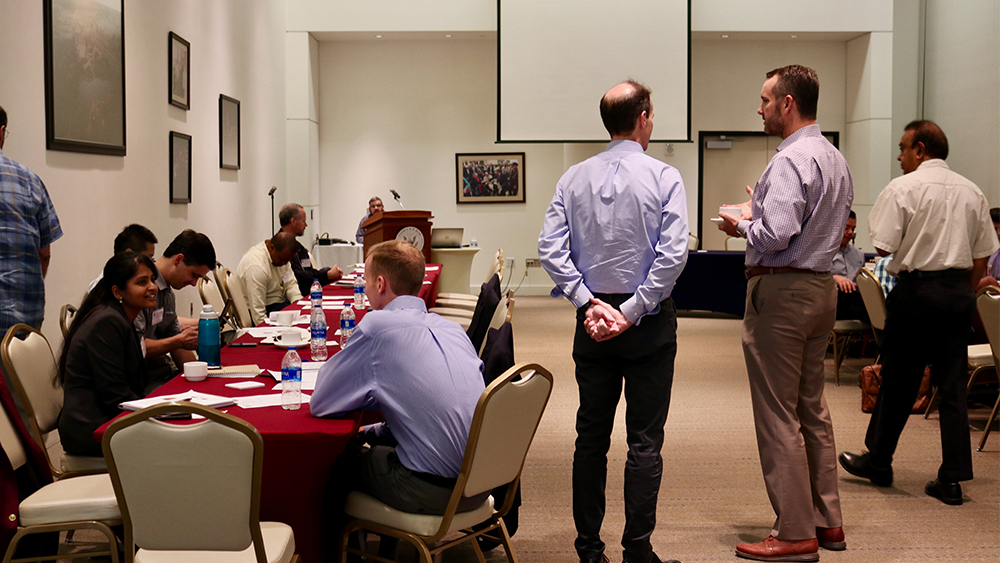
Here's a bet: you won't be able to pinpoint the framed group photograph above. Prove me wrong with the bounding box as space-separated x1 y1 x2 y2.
168 32 190 110
219 94 240 170
456 152 526 204
43 0 126 155
169 131 191 204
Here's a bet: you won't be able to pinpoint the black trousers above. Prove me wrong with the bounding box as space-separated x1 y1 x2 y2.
865 270 975 482
572 295 677 563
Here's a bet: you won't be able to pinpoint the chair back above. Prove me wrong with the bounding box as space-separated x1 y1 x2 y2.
977 287 1000 366
103 402 267 561
478 291 512 357
688 232 699 251
856 268 887 332
219 267 255 329
484 248 504 284
466 274 502 352
59 304 77 338
460 363 551 505
213 262 231 303
198 275 227 316
1 325 62 448
724 237 747 251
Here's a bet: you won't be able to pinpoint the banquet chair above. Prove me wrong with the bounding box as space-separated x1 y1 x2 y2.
478 292 514 357
431 272 502 333
829 317 871 386
217 266 255 330
973 287 1000 451
1 324 107 477
59 304 77 338
102 402 298 563
197 276 239 333
688 233 699 251
856 268 887 353
0 380 121 563
339 363 553 563
724 236 746 251
924 288 999 421
213 262 232 304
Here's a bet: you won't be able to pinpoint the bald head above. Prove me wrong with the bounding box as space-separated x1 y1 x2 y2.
266 232 299 267
600 80 654 148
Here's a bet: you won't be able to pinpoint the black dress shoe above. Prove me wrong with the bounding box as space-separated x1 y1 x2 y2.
925 479 963 505
580 554 609 563
623 552 680 563
838 451 893 487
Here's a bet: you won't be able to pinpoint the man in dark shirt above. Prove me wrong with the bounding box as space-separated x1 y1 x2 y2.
277 203 342 296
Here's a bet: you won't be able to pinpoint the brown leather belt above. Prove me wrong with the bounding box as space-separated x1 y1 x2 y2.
744 267 825 280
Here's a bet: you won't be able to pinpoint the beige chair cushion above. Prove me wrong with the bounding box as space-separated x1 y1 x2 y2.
344 491 493 538
19 473 120 526
435 293 478 303
134 521 295 563
968 343 994 367
61 453 108 473
433 298 477 311
833 319 869 332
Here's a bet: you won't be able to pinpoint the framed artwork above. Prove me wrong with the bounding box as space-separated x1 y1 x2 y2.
219 94 240 170
168 32 190 110
169 131 192 204
43 0 126 155
456 153 526 204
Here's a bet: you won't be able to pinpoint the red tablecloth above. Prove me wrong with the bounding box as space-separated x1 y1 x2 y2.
93 264 442 563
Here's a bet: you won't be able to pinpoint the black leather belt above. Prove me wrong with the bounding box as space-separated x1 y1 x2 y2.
745 267 826 280
412 470 458 488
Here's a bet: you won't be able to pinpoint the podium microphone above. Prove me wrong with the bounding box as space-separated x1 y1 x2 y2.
390 189 405 210
268 186 277 233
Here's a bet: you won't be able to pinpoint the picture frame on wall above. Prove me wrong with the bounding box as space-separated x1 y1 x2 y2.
43 0 126 156
168 32 190 110
456 153 526 204
170 131 192 204
219 94 240 170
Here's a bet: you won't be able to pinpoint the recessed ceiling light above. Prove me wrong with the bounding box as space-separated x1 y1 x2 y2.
791 35 798 38
721 34 729 38
444 34 452 38
375 34 383 39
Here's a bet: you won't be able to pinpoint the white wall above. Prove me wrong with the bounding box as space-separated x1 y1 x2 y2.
0 1 288 348
922 0 1000 203
316 37 851 292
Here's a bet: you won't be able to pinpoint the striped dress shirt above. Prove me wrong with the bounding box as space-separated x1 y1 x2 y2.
738 125 853 271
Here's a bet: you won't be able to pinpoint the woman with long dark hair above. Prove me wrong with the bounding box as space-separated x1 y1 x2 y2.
57 251 158 456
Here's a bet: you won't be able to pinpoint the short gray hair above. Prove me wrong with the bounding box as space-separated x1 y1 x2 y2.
278 203 304 226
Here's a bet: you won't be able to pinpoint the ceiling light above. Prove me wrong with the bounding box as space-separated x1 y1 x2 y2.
444 34 452 38
375 34 383 38
721 34 729 38
790 35 798 38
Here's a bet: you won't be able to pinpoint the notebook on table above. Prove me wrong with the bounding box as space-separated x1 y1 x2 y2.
207 364 261 378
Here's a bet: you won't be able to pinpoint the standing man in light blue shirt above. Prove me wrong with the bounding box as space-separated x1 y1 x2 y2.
539 80 688 563
718 65 851 562
312 240 487 530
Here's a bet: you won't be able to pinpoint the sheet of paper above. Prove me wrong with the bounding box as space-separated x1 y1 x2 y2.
235 393 311 409
271 370 320 391
243 327 286 338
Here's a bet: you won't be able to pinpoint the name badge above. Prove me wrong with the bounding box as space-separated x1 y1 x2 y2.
282 271 294 283
140 337 147 358
302 258 311 268
152 308 164 325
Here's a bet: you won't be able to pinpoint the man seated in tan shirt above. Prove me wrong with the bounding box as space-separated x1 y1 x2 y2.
236 232 303 325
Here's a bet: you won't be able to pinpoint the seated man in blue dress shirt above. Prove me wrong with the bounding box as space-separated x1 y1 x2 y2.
312 240 488 551
832 210 868 321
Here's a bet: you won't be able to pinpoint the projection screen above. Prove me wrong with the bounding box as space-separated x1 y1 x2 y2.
498 0 690 143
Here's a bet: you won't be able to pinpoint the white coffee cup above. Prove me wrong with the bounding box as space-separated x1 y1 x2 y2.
280 329 303 346
184 361 208 382
275 310 296 326
719 205 743 218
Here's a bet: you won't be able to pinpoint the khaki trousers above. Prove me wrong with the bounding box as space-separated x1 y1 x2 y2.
742 272 843 540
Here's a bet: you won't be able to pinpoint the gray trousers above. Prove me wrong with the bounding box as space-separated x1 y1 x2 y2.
742 272 843 540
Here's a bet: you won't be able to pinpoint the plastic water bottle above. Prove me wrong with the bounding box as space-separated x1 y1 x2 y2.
340 305 355 348
310 278 323 308
310 306 327 361
281 348 302 410
197 304 221 367
353 273 366 309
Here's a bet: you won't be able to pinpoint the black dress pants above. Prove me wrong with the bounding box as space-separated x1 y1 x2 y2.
865 270 975 482
572 295 677 563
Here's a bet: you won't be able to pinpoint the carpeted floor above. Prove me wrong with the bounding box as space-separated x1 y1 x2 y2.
52 296 999 562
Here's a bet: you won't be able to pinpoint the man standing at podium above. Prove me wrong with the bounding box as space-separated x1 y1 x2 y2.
355 196 384 243
539 80 688 563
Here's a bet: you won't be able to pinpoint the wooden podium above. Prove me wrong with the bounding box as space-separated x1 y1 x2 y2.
361 210 434 263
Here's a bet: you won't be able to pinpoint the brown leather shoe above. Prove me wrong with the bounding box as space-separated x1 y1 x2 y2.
816 527 846 550
735 536 819 562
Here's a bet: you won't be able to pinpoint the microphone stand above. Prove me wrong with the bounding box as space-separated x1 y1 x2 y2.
268 186 277 233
